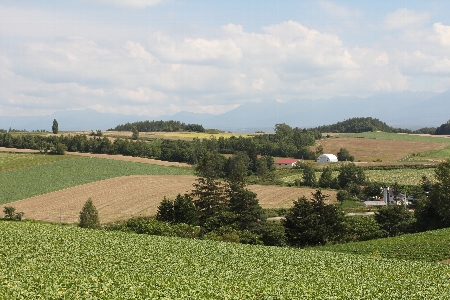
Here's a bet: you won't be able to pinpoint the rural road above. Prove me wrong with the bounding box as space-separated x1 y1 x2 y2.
267 212 375 221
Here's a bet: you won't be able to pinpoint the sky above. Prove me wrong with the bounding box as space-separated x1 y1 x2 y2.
1 0 450 117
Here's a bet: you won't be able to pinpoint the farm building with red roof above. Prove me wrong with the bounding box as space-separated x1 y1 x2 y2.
274 158 301 168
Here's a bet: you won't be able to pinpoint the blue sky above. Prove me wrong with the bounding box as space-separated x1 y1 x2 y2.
1 0 450 117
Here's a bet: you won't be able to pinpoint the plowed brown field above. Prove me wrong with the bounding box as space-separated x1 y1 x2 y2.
315 137 447 163
11 175 336 224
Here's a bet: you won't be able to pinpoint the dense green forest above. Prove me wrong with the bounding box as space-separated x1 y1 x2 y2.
311 117 436 134
435 120 450 135
108 120 205 132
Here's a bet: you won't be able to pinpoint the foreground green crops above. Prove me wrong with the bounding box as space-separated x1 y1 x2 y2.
1 222 450 299
316 227 450 262
0 158 192 205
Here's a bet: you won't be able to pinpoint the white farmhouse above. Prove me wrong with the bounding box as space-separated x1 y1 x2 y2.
383 187 407 205
316 154 338 163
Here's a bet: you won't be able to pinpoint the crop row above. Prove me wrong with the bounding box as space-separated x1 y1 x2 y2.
317 226 450 262
0 157 192 205
1 221 450 299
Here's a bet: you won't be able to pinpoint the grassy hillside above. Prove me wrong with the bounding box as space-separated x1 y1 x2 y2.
0 157 193 205
1 221 450 299
316 227 450 262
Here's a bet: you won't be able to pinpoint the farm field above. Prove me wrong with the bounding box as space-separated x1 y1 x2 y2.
0 157 192 205
316 133 450 163
336 132 450 143
65 151 190 167
0 152 74 172
280 168 436 186
10 175 335 223
1 221 450 299
316 227 450 262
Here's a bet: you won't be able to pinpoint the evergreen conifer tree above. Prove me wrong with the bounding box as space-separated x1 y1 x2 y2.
79 198 101 229
52 119 58 134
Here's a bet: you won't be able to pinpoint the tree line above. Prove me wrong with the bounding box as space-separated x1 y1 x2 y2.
0 123 321 165
109 120 205 133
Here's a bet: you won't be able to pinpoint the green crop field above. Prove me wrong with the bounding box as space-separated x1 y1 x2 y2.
0 152 75 172
336 132 450 143
280 168 436 186
402 146 450 162
0 156 193 205
1 221 450 299
316 227 450 263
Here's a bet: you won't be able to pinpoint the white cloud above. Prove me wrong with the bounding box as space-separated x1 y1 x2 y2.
2 7 450 117
319 1 363 19
116 87 168 103
125 41 156 63
83 0 162 9
384 8 429 30
433 23 450 47
149 31 242 65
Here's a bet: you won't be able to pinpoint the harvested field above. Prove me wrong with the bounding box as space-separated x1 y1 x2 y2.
65 152 190 167
11 175 335 224
315 137 448 163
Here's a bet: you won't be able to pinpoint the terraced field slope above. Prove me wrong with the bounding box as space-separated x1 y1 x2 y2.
1 221 449 299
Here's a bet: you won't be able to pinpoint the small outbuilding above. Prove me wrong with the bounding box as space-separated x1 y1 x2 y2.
274 158 301 168
316 154 338 163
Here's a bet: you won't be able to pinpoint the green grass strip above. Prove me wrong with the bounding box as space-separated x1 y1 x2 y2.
0 157 193 205
316 227 450 262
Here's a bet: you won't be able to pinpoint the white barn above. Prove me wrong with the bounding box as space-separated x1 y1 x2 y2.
317 154 338 163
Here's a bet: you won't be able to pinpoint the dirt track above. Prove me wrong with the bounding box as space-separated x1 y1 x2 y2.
10 175 336 224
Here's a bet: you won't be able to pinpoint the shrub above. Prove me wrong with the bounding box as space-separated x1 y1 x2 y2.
3 206 24 221
260 221 287 246
342 216 387 242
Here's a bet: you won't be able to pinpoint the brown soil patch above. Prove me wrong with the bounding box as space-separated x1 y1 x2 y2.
10 175 335 224
315 137 447 163
249 185 337 208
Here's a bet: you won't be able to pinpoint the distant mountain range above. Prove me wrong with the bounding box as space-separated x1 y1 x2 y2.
1 90 449 132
